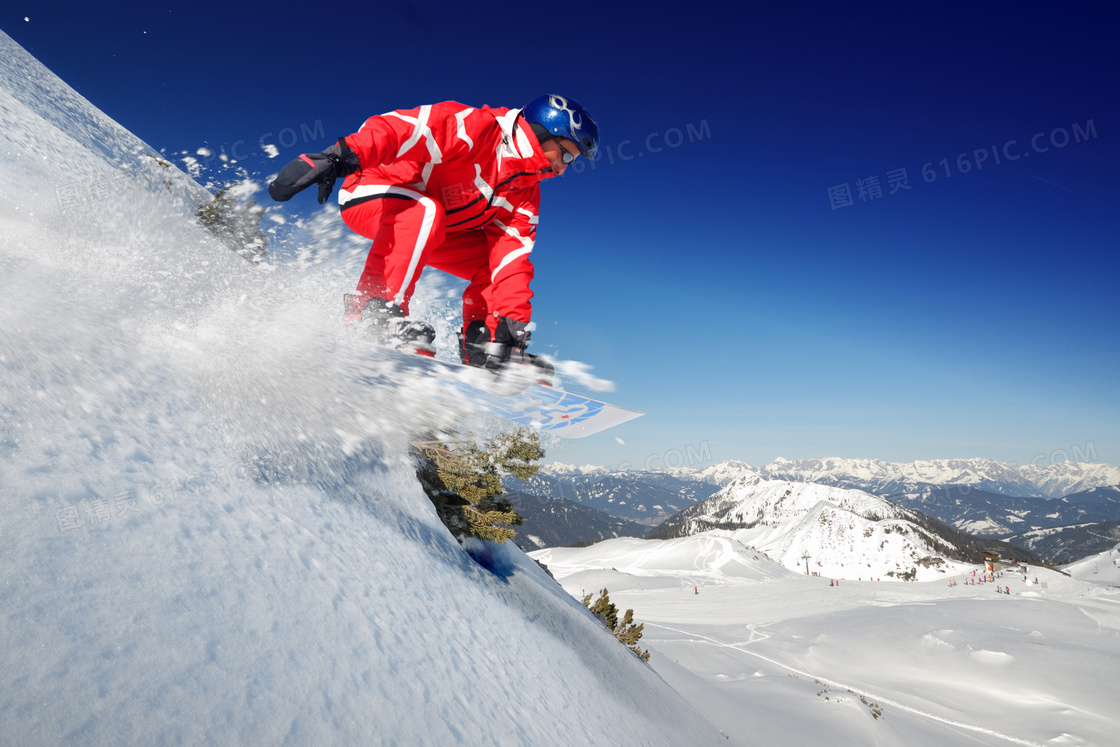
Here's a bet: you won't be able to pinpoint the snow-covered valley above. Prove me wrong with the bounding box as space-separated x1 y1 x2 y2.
534 536 1120 746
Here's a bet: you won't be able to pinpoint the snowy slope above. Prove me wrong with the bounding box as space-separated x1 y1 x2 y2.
655 473 974 581
533 534 792 588
1065 542 1120 586
0 29 722 745
534 536 1120 747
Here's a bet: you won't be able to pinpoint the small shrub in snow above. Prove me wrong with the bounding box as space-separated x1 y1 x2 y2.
581 588 651 663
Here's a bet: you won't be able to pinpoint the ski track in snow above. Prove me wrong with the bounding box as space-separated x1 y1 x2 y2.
538 536 1120 746
646 621 1046 747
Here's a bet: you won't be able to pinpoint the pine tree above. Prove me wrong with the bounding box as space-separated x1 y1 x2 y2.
413 429 543 543
581 588 651 662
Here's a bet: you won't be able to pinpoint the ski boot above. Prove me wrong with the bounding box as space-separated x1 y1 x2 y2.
343 294 436 357
460 319 554 392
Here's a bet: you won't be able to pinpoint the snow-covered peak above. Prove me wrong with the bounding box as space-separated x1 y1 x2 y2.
541 461 611 476
1019 461 1120 498
660 477 973 581
685 459 757 486
687 477 908 531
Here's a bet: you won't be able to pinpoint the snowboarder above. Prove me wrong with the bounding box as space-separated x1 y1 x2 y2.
269 95 600 375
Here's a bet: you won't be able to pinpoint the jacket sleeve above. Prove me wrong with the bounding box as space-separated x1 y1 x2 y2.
343 102 471 168
484 183 540 325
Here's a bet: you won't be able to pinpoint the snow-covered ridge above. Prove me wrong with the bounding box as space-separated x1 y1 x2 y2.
541 459 754 486
0 31 210 221
759 456 1120 499
672 459 756 486
659 474 973 581
542 461 612 476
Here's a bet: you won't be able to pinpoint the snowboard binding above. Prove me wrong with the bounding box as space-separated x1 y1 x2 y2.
343 294 436 357
459 320 554 394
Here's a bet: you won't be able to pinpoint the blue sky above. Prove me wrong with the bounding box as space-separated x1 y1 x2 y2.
7 1 1118 469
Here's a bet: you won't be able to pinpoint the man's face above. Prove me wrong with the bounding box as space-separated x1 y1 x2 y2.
542 137 579 176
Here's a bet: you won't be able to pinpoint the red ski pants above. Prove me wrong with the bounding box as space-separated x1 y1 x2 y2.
341 185 514 332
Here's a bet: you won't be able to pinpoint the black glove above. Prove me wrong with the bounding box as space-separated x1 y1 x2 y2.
268 138 359 203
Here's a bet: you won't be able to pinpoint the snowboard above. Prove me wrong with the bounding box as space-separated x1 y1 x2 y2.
367 348 643 438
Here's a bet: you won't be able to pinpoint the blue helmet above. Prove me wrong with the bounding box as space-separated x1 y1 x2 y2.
522 94 600 159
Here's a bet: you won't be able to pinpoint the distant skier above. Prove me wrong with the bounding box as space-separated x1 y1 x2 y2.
269 95 600 375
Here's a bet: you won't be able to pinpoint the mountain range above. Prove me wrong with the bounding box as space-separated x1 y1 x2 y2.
755 456 1120 499
510 457 1120 562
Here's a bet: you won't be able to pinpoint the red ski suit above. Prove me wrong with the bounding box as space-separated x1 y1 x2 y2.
338 102 554 336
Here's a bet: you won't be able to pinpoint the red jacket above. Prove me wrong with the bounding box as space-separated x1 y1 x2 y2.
339 102 555 323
